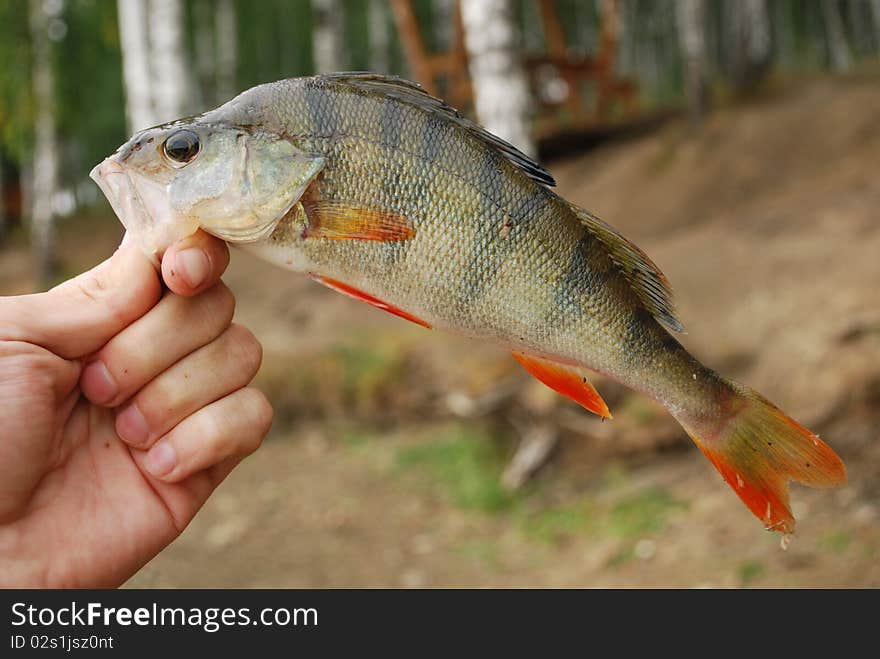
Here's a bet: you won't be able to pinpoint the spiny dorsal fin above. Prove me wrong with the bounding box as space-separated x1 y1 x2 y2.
572 204 684 333
317 72 556 188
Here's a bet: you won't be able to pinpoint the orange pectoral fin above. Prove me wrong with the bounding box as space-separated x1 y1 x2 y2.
512 352 612 419
310 275 432 329
303 200 415 242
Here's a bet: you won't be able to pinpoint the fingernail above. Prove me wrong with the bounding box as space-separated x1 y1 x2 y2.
175 249 210 289
145 442 177 478
81 360 118 405
116 403 150 446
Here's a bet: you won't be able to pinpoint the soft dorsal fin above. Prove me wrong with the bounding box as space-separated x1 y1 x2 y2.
572 204 684 333
318 72 556 188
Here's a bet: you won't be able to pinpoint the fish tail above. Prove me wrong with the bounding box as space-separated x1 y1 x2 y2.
676 378 846 534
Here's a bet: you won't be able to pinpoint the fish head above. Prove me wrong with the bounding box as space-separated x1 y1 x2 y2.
90 119 324 255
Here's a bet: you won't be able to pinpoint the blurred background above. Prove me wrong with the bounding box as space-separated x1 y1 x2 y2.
1 0 879 587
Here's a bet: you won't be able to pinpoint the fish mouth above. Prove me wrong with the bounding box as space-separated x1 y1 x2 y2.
90 157 195 255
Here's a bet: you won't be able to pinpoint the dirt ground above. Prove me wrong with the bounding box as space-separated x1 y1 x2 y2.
3 76 878 587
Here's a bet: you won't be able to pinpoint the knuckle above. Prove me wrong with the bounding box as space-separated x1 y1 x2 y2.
226 324 263 373
189 283 234 335
214 282 236 319
244 387 274 442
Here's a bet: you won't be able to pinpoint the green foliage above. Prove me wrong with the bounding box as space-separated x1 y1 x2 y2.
1 0 877 239
236 0 314 89
0 0 33 165
395 426 514 513
55 0 127 187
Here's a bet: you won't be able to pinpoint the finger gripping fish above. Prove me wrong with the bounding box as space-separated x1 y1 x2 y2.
91 73 845 535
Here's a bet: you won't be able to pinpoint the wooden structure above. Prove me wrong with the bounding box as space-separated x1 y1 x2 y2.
389 0 639 141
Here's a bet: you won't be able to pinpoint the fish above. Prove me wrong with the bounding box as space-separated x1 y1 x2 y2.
91 73 846 535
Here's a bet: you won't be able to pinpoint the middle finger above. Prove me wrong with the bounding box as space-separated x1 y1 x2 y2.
80 283 235 406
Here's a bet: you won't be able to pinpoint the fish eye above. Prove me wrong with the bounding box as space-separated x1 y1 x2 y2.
163 129 200 165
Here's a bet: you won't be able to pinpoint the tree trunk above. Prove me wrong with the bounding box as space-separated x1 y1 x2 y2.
872 0 880 49
215 0 238 100
847 0 872 56
149 0 191 121
368 0 390 73
461 0 536 157
29 0 59 286
311 0 344 73
676 0 708 126
117 0 155 132
192 0 215 107
433 0 455 52
822 0 852 72
729 0 772 92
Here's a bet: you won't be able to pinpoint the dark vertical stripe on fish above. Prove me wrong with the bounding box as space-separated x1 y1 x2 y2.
305 80 340 138
543 226 602 332
453 155 546 314
420 110 445 164
380 95 404 152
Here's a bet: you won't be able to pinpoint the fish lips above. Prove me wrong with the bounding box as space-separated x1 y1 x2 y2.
90 157 196 257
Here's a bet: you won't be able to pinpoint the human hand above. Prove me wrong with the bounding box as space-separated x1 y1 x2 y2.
0 232 272 587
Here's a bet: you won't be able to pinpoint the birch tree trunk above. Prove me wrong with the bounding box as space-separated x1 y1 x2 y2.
676 0 708 125
461 0 536 157
433 0 455 52
729 0 772 91
822 0 852 72
312 0 344 73
117 0 155 132
149 0 191 121
215 0 237 100
368 0 390 73
29 0 59 286
192 0 215 107
872 0 880 48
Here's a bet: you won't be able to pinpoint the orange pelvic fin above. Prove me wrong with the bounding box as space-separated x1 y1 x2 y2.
512 352 612 419
683 382 846 534
303 199 414 242
310 275 432 329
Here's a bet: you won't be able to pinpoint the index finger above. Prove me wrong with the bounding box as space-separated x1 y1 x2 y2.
161 230 230 297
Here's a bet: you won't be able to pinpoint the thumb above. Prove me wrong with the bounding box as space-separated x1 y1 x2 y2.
0 244 162 360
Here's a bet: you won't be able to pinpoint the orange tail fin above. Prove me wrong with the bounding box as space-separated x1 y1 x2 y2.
681 380 846 534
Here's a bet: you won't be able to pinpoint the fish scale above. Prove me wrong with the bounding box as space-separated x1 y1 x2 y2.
91 72 846 535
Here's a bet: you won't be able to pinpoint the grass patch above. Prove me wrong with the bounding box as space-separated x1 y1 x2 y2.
608 487 687 540
456 539 502 570
395 426 514 514
258 339 418 422
608 546 636 569
519 501 595 546
339 429 370 449
820 530 852 555
737 560 765 586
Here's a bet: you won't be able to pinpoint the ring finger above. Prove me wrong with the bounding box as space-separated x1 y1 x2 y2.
136 387 273 483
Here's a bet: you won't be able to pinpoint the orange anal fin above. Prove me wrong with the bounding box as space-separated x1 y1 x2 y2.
310 275 432 329
512 352 612 419
303 200 414 242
